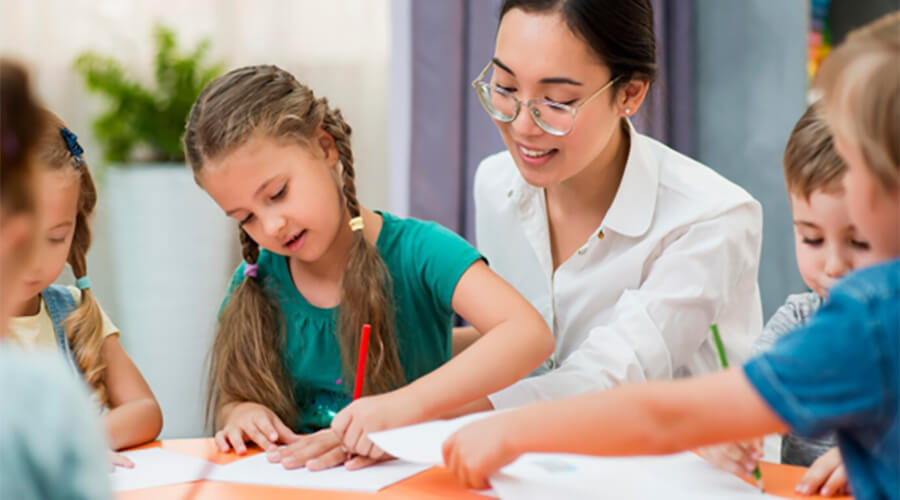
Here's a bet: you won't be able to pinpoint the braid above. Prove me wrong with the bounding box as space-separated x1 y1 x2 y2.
57 137 108 407
240 229 260 263
320 104 359 217
207 226 295 429
320 102 406 396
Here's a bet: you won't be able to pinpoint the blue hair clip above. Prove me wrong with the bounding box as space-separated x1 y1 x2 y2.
60 128 85 167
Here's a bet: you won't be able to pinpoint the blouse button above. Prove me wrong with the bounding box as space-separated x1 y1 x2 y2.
507 189 514 198
577 247 587 256
597 230 605 240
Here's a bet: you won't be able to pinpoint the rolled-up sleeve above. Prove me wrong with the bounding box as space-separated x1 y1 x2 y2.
744 286 885 438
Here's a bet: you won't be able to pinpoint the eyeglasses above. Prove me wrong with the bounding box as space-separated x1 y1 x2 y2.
471 61 620 136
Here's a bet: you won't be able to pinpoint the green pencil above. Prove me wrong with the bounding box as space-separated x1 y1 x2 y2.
710 323 765 493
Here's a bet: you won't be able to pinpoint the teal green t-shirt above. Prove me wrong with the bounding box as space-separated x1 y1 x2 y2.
222 211 483 433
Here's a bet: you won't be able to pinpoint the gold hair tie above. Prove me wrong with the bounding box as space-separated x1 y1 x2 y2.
349 216 364 232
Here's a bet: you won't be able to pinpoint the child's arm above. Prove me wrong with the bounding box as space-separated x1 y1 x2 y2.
102 336 163 450
442 369 787 489
332 260 554 462
451 326 482 357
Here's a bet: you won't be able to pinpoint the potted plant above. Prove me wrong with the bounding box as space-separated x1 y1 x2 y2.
75 26 232 438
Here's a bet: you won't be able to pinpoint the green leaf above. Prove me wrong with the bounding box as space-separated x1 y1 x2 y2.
74 24 225 164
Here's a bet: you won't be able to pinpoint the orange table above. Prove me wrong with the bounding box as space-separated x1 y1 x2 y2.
117 439 852 499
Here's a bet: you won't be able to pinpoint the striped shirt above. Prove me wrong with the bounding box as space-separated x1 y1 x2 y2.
754 292 836 467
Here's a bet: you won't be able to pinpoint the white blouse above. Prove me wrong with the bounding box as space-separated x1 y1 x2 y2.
476 123 763 409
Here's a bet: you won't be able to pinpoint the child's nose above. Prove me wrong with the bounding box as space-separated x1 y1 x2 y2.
823 251 850 278
261 214 286 237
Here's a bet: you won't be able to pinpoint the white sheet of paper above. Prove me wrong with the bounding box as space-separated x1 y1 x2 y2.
110 448 219 492
475 487 501 497
492 452 783 500
206 453 430 492
369 411 495 464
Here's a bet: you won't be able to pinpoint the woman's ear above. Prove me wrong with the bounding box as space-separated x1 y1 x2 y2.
617 78 651 118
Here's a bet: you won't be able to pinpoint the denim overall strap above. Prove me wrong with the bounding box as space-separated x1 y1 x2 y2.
41 285 81 376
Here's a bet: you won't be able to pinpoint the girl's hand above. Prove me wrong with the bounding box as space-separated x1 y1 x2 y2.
331 391 421 460
215 402 299 454
796 447 849 497
698 440 762 478
266 428 347 471
109 450 134 472
442 415 520 490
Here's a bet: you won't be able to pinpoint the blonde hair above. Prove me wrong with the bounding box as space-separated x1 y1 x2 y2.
815 11 899 192
185 65 405 429
783 103 846 200
35 109 109 406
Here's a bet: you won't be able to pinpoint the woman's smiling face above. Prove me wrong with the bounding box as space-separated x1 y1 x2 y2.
490 8 628 187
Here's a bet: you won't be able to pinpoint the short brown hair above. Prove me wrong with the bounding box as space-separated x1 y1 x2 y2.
783 103 846 200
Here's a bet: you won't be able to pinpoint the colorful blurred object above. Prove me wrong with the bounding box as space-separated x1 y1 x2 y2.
808 0 833 83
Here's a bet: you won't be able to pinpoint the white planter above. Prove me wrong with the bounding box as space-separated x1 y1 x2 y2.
106 164 235 438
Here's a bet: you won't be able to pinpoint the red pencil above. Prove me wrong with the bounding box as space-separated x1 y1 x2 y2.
353 324 371 400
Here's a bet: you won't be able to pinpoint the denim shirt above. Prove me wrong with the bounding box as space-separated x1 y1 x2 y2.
744 259 899 500
0 346 111 500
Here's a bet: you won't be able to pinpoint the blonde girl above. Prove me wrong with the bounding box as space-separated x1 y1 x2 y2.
9 110 163 463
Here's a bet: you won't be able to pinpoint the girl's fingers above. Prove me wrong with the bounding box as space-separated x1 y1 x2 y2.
345 454 379 470
272 416 300 444
255 417 280 447
227 428 247 455
355 435 375 457
342 423 364 457
109 451 135 469
214 430 231 453
280 433 341 469
118 454 135 469
307 446 350 471
246 420 273 451
266 446 284 463
330 411 350 438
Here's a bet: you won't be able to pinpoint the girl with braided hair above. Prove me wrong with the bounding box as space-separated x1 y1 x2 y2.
185 64 553 470
0 60 112 500
8 109 163 466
